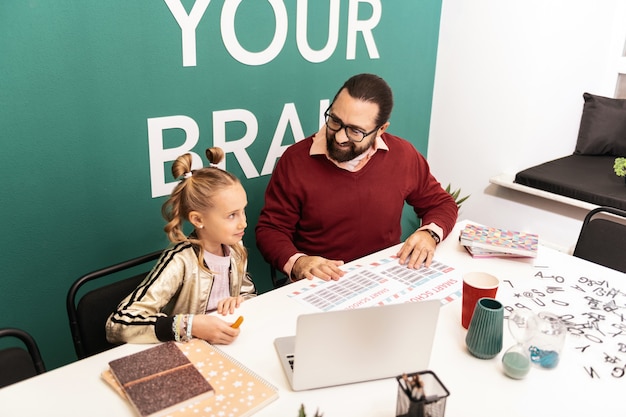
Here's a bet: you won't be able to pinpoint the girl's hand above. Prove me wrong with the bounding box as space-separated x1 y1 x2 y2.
191 314 240 345
217 296 244 315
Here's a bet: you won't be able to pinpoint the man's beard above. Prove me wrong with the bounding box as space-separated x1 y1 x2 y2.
326 132 373 163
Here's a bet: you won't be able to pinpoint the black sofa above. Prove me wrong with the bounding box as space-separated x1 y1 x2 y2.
515 154 626 210
514 93 626 210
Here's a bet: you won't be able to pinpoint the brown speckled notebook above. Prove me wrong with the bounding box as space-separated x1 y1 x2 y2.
104 339 278 417
108 341 214 417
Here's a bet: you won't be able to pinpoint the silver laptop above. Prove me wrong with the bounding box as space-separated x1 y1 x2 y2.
274 300 441 391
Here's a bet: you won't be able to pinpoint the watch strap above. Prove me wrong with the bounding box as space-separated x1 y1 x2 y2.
426 229 440 244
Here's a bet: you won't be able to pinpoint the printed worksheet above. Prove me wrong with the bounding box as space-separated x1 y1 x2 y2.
287 256 462 311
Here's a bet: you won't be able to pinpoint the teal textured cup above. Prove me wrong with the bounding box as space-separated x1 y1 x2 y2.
465 298 504 359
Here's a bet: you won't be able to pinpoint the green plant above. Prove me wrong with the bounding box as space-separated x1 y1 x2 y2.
298 404 323 417
614 157 626 177
445 183 470 208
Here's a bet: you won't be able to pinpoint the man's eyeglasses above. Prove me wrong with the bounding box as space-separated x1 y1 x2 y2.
323 109 380 143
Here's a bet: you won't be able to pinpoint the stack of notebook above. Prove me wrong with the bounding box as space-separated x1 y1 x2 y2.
459 223 539 258
103 340 278 417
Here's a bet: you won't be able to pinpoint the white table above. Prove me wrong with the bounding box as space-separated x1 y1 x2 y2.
1 220 624 417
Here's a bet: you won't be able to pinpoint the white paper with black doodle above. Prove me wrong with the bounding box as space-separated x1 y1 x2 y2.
498 257 626 382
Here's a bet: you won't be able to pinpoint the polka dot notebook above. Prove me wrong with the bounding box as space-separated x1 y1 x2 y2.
103 339 278 417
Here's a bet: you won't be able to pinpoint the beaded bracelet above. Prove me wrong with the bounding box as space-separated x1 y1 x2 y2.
186 314 194 341
172 314 194 342
172 314 182 342
181 314 188 342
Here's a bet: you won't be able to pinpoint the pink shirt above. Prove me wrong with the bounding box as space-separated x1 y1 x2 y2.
203 245 231 312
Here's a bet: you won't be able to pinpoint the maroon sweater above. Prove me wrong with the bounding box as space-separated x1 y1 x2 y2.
255 132 458 273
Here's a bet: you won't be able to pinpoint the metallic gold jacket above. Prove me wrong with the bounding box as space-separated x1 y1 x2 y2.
105 240 256 344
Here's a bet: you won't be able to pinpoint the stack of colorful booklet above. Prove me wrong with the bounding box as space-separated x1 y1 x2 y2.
459 223 539 258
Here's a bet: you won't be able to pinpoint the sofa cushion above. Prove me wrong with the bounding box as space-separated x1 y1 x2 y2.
574 92 626 156
514 154 626 210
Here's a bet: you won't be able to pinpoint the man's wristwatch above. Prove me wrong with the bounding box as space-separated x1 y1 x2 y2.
425 229 440 244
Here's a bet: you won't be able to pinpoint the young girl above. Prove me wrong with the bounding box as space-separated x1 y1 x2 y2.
106 147 256 345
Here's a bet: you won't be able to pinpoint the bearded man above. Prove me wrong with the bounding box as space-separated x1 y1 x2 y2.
255 73 458 283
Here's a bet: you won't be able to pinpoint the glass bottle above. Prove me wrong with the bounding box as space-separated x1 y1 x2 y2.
528 312 566 369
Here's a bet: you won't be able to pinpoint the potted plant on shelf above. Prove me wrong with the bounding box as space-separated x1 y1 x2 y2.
614 157 626 184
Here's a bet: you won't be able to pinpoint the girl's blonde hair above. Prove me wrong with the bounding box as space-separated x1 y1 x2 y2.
161 147 247 273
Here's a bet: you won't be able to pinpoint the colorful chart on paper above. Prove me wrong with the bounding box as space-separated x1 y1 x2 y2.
287 256 462 312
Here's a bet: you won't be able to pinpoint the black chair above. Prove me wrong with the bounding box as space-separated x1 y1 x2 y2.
270 265 289 289
573 206 626 273
0 328 46 388
66 250 162 360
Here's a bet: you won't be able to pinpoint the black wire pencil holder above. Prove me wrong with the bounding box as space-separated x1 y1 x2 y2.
396 370 450 417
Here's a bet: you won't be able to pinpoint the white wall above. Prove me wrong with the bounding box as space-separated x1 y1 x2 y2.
428 0 626 252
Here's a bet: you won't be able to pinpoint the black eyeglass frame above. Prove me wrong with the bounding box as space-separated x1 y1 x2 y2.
323 108 381 143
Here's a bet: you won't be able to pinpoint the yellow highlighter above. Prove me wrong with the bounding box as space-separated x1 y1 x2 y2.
231 316 244 329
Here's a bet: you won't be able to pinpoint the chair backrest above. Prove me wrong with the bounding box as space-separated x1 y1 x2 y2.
66 250 162 360
270 265 288 289
0 328 46 388
573 206 626 273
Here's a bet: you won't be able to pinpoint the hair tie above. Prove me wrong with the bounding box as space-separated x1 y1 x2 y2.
209 163 219 168
183 172 192 179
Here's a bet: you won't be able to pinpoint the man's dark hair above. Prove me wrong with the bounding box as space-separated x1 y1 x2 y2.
331 73 394 127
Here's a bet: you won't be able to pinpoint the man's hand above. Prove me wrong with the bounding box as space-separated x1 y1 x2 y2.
396 229 438 269
291 255 345 281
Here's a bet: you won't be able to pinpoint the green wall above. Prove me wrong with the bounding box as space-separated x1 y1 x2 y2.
0 0 442 369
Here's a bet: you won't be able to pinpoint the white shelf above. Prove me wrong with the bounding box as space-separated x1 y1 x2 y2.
489 173 597 211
